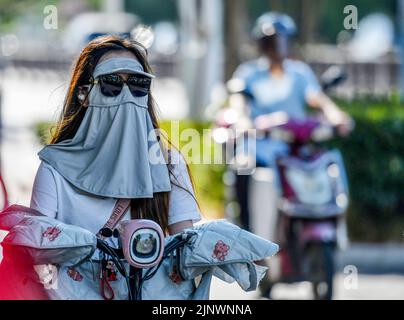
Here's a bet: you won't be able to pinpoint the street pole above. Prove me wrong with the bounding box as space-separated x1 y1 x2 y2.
177 0 224 120
223 0 248 81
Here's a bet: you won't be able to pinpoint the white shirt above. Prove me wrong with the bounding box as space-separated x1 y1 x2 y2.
30 151 201 235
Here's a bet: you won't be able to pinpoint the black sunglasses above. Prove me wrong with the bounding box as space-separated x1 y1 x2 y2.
91 73 152 98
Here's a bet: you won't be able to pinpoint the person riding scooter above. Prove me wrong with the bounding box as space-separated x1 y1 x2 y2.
227 12 353 231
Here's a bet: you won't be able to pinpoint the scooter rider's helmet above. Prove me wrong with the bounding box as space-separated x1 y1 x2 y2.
253 12 297 39
252 12 297 55
227 12 297 95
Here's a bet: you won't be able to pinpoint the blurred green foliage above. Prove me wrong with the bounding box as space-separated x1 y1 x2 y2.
159 120 226 219
34 99 404 241
0 0 58 31
0 0 397 44
125 0 178 24
125 0 396 44
246 0 397 43
0 0 102 31
318 0 396 42
34 121 54 146
327 99 404 242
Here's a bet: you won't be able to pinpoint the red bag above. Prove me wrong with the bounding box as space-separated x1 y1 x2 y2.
0 245 49 300
0 205 49 299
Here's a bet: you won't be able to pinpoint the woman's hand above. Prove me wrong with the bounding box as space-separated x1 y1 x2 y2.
336 116 355 137
307 92 354 136
254 111 289 131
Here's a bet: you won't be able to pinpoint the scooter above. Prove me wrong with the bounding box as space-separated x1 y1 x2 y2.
96 219 192 300
258 117 349 300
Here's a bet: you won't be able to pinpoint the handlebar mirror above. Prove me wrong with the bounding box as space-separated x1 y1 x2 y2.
320 65 347 93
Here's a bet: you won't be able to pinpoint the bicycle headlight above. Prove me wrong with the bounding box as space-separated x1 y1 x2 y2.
118 219 164 268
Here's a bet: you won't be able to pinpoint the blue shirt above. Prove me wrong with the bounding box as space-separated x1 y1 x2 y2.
233 58 321 120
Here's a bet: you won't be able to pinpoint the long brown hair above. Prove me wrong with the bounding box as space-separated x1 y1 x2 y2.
50 35 195 233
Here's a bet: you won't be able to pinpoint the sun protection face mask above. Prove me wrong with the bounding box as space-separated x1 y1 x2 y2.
38 57 172 198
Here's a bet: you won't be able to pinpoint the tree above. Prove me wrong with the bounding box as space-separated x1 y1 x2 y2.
268 0 284 11
297 0 322 44
223 0 249 80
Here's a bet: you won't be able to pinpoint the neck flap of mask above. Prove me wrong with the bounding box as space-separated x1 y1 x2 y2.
38 58 172 199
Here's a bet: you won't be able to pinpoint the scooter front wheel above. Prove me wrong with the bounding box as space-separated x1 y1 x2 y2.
303 242 335 300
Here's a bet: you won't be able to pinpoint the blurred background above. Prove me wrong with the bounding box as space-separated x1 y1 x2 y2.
0 0 403 299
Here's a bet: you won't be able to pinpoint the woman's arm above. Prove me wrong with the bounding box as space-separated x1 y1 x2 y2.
306 92 354 136
30 162 58 218
167 151 201 235
168 220 194 235
228 93 254 132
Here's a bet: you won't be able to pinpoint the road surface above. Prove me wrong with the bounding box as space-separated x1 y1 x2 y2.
210 274 404 300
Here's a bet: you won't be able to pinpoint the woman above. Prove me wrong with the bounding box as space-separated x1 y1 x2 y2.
30 36 201 262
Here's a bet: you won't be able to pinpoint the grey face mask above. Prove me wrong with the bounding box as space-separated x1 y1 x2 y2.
38 57 172 199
